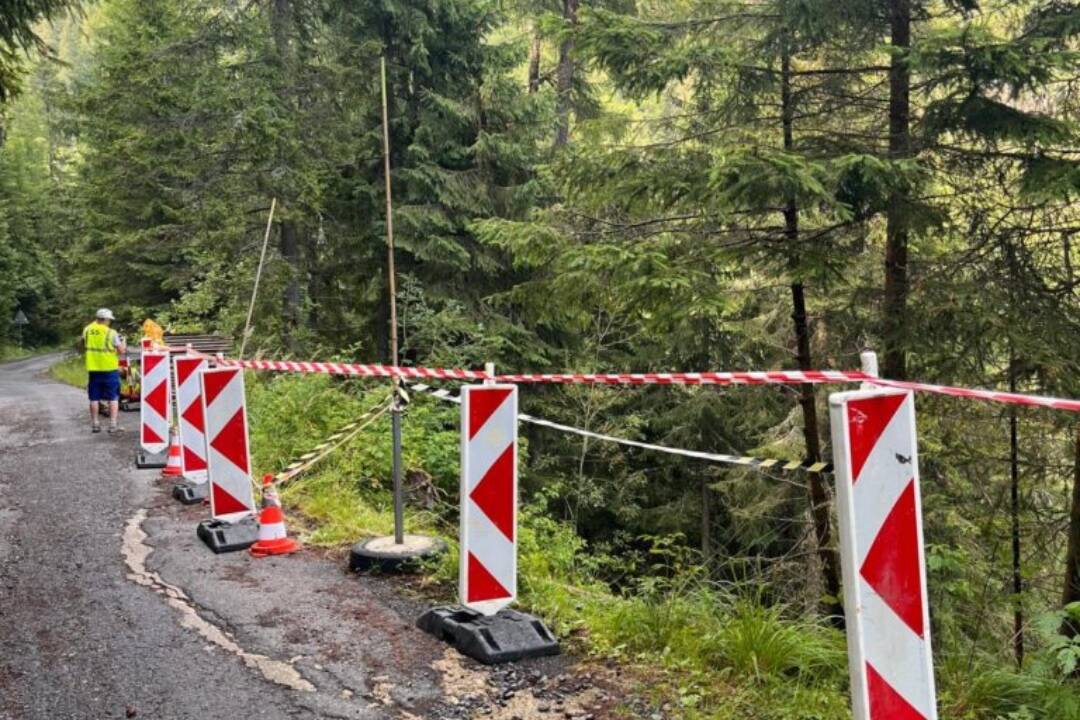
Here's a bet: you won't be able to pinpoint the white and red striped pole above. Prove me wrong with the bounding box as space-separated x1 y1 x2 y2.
200 367 256 522
173 355 209 483
460 384 519 616
139 349 171 455
830 388 937 720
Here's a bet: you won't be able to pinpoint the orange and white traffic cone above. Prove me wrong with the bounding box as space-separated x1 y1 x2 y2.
161 428 183 478
250 475 299 557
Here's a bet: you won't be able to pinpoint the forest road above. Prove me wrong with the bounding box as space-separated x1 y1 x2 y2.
0 354 609 720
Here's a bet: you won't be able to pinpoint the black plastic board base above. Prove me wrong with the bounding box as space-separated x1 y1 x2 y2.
349 534 447 573
196 516 258 554
119 399 139 412
417 606 560 665
135 450 167 469
172 480 208 505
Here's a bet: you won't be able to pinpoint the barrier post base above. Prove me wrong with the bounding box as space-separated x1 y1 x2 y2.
196 515 259 554
135 450 167 469
119 399 140 412
417 606 560 665
172 480 209 505
349 534 446 573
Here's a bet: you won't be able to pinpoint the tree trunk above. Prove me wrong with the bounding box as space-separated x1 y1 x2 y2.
882 0 911 380
1062 421 1080 641
1009 363 1024 666
781 36 843 622
528 25 542 94
554 0 579 147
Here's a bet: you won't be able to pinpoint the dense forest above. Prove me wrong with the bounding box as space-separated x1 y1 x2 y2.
2 0 1080 718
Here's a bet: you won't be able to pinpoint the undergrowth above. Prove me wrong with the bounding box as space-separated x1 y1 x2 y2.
243 373 1079 720
49 354 86 387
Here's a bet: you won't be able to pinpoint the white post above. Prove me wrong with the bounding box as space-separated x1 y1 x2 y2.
860 350 879 390
485 362 496 386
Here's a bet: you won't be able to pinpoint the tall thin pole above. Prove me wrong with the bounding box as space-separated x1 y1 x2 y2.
381 55 405 545
381 56 399 368
239 197 277 361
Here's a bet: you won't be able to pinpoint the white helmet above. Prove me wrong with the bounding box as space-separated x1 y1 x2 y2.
96 308 115 320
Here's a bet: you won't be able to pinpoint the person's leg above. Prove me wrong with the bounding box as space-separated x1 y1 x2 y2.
107 371 122 433
88 372 102 431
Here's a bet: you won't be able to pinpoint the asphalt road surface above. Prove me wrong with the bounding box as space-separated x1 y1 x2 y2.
0 354 622 720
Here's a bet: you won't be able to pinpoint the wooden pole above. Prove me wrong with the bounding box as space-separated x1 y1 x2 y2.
238 197 277 361
381 56 399 369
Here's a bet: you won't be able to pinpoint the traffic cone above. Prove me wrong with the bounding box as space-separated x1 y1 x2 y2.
161 428 183 478
250 476 299 557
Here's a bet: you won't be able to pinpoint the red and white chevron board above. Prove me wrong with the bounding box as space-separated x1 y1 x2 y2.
173 355 209 483
199 367 256 521
460 384 519 616
830 389 937 720
139 350 172 454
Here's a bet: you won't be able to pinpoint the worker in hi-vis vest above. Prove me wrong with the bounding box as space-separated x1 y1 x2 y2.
80 308 127 434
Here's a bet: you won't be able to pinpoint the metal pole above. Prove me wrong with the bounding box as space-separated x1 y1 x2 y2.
392 403 404 544
381 55 405 545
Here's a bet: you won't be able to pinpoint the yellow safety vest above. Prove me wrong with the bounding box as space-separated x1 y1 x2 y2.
83 322 120 372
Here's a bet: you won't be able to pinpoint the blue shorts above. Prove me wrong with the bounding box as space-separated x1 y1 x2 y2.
88 371 121 402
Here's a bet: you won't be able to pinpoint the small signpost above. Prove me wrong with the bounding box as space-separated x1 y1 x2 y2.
12 308 28 347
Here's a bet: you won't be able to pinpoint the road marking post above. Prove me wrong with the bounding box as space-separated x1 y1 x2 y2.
171 355 210 504
460 384 519 615
417 382 559 664
829 389 937 720
196 367 258 553
136 349 171 468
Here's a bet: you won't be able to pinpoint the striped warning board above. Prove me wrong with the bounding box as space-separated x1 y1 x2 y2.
139 349 171 454
460 385 519 616
173 355 209 483
200 367 256 521
829 389 937 720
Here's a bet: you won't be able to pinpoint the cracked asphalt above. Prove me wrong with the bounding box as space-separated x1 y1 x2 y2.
0 354 627 720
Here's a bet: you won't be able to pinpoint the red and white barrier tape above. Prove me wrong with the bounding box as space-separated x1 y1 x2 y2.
492 370 872 385
867 378 1080 413
182 351 1080 413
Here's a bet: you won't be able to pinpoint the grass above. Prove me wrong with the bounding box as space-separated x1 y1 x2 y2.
0 343 67 363
0 344 33 362
242 371 1080 720
49 354 87 387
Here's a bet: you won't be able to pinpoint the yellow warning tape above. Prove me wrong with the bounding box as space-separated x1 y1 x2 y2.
268 399 392 487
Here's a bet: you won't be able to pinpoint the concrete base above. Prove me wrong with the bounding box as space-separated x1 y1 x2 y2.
196 516 259 554
171 480 208 505
349 534 446 573
135 450 167 469
417 607 560 665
